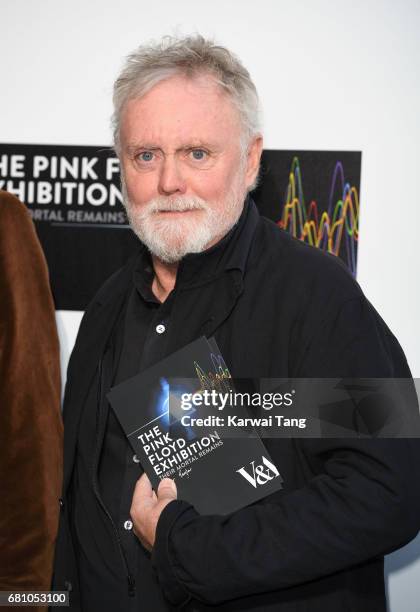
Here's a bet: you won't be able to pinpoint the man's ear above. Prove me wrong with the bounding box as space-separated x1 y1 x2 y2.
245 135 263 191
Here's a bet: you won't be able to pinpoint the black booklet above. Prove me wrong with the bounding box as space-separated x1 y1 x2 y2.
107 336 283 515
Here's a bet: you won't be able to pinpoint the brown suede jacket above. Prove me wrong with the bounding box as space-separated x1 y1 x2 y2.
0 191 63 611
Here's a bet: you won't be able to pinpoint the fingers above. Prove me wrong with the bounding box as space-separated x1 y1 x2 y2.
132 473 154 516
134 472 153 500
130 476 177 552
157 478 177 502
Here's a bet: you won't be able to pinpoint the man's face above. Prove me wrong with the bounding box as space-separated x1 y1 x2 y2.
119 73 261 263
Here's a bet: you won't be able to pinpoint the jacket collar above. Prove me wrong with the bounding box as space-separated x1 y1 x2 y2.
175 194 259 287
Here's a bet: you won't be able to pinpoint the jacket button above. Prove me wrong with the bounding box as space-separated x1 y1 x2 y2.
124 520 133 531
59 497 64 509
64 580 72 592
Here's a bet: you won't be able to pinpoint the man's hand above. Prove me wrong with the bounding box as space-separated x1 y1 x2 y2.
130 473 177 551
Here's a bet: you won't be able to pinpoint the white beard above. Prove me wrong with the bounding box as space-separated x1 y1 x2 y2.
121 174 247 264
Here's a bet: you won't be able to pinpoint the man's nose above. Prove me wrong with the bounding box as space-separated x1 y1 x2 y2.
158 155 187 196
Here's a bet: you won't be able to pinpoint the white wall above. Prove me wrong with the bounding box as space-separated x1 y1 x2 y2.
1 1 419 609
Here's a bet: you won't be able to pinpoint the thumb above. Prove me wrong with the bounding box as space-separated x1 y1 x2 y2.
157 478 177 502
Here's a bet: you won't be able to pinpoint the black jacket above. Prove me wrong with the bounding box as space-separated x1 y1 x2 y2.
52 198 420 611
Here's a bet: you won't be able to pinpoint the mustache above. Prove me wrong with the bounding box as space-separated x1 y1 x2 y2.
141 196 208 214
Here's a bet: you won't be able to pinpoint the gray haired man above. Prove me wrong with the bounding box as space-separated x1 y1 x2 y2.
52 35 420 612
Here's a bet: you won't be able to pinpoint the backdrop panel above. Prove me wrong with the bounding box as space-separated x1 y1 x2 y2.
0 143 361 310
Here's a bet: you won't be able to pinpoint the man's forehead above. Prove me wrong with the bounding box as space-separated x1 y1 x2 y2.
120 75 242 148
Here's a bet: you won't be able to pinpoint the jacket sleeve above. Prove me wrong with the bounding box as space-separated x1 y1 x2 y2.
151 296 420 607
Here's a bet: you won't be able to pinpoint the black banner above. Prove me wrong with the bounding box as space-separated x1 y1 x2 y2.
0 144 361 310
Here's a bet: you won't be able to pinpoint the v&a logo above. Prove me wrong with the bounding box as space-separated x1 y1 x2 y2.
236 456 283 488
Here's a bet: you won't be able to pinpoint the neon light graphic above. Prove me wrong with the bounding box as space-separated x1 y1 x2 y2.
194 353 232 394
156 377 198 440
155 377 170 426
277 157 359 276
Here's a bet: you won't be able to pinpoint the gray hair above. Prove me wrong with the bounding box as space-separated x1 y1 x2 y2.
112 34 262 155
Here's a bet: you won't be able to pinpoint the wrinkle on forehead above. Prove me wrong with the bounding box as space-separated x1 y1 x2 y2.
119 73 243 152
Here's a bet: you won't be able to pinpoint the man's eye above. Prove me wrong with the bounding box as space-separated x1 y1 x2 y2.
190 149 207 160
138 151 154 162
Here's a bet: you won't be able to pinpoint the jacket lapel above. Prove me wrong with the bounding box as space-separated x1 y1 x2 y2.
62 262 135 493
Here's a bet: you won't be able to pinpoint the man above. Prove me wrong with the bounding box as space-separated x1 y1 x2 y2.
52 35 420 611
